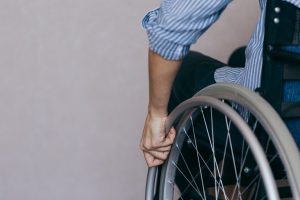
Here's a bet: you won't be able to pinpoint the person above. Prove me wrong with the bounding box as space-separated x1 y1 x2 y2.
140 0 300 167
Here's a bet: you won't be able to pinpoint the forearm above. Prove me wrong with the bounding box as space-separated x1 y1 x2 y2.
148 50 182 117
141 0 230 167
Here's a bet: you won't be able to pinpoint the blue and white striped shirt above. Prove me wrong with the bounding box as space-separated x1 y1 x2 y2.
142 0 300 91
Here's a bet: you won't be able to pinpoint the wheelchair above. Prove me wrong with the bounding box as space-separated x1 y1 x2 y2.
145 0 300 199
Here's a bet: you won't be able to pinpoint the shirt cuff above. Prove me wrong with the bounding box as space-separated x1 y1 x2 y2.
142 9 190 60
147 31 190 60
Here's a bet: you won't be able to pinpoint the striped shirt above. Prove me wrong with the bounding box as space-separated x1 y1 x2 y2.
142 0 300 91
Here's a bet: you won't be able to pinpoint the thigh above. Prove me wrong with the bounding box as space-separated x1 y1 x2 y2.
168 51 226 112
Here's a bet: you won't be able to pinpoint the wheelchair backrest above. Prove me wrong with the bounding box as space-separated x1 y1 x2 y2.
261 0 300 118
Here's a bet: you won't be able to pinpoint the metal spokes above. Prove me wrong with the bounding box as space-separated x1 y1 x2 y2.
166 104 282 200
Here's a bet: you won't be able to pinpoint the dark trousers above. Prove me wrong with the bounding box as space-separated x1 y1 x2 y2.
168 51 300 148
168 52 245 197
167 51 227 113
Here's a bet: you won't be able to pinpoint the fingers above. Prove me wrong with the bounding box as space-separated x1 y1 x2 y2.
163 127 176 146
153 146 171 152
140 128 176 151
151 127 176 148
141 128 176 167
140 145 170 163
140 113 177 167
144 152 164 167
140 144 171 152
148 150 169 160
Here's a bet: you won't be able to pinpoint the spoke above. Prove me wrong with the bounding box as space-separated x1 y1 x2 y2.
182 128 228 199
172 161 205 200
263 138 279 167
180 156 215 197
183 128 215 178
259 196 267 200
241 148 280 197
269 154 278 163
210 107 215 151
254 177 262 200
233 145 250 198
231 121 258 200
264 137 271 155
251 119 258 132
214 162 217 200
232 119 257 199
216 131 230 198
210 108 218 200
175 143 202 196
237 119 274 199
239 119 256 175
223 116 242 200
200 108 214 154
190 115 207 199
235 119 257 198
200 108 229 200
240 140 245 174
241 173 260 195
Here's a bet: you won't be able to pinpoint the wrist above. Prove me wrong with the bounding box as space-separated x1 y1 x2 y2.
147 105 168 118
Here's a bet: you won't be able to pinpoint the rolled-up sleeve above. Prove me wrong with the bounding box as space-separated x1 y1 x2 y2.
142 0 231 60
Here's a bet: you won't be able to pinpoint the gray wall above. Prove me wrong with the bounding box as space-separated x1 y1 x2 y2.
0 0 258 199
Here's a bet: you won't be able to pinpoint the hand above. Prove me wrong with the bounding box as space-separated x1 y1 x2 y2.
140 113 176 167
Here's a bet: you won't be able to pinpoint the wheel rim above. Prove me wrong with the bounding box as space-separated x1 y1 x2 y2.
160 96 279 200
196 83 300 199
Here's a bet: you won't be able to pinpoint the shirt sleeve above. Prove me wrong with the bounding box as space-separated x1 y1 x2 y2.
142 0 231 60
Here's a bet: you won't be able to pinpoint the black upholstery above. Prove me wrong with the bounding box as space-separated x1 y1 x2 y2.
261 0 300 118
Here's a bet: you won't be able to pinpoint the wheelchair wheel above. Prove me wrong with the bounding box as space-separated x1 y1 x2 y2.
145 84 300 200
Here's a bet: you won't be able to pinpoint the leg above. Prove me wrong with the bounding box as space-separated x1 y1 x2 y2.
168 51 226 113
166 51 231 198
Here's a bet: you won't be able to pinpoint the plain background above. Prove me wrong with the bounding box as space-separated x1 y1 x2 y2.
0 0 259 199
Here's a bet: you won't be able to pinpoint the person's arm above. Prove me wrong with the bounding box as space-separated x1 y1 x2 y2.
140 0 231 167
148 50 182 117
140 50 181 167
